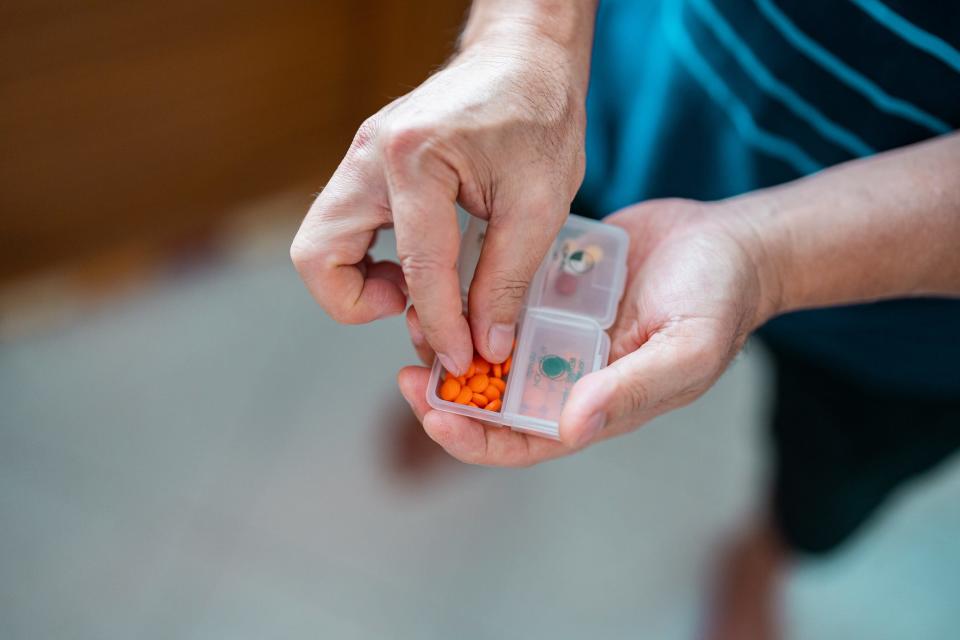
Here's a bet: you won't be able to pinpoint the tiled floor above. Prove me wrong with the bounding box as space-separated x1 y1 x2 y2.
1 222 958 639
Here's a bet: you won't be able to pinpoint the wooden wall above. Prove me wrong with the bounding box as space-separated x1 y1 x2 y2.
0 0 469 282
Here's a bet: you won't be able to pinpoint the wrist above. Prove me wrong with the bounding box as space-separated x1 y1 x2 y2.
457 0 596 92
713 193 794 329
460 0 598 49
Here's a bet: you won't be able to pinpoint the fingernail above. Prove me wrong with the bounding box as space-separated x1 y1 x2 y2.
488 323 515 362
576 412 606 447
438 353 459 376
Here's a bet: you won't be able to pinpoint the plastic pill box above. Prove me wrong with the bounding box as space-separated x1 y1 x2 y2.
426 213 629 439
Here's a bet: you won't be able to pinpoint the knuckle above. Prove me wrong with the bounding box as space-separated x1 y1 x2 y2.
291 240 366 325
381 123 435 166
398 252 448 284
289 236 317 273
523 192 569 232
476 268 530 312
524 188 561 216
351 115 382 152
489 279 528 306
290 234 339 276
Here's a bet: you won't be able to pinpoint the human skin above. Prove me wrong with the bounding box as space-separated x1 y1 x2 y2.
290 0 599 376
399 132 960 466
290 0 960 465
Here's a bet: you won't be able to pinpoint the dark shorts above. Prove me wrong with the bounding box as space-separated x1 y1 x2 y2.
764 342 960 555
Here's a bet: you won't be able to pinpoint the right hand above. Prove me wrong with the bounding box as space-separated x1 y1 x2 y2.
290 29 588 375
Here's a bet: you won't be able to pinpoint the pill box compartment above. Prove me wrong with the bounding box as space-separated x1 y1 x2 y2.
526 215 629 329
426 214 628 439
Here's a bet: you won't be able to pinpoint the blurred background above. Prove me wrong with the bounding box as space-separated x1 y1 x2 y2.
1 2 959 639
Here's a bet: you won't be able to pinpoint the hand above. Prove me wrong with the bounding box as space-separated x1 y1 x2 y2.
398 199 779 466
291 30 588 375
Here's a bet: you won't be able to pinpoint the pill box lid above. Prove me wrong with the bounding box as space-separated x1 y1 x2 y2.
457 214 629 329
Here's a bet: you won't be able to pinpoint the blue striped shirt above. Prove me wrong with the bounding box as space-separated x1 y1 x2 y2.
576 0 960 396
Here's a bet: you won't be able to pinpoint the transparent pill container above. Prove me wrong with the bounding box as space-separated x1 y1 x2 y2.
426 213 629 439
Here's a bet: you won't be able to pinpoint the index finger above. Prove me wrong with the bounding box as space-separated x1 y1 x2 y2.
291 165 407 323
386 140 473 376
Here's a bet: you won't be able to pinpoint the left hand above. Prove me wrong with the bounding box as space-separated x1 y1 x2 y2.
398 198 779 466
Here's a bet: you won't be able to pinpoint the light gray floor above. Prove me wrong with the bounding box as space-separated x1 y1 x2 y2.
1 223 958 639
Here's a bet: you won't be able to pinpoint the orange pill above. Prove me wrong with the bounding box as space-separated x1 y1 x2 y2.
467 373 489 393
488 377 506 393
466 362 476 378
486 399 502 412
483 384 501 401
439 377 461 402
502 355 512 376
456 375 467 386
472 393 488 407
467 402 479 408
454 387 473 404
473 357 491 375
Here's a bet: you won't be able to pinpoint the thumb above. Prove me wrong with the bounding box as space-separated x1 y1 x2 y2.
468 205 567 363
558 332 718 448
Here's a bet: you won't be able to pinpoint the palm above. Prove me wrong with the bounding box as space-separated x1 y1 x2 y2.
598 201 761 429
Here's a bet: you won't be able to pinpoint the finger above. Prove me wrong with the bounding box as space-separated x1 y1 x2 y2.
367 259 408 296
405 307 435 366
423 411 573 467
397 366 572 467
385 131 473 376
559 325 722 448
468 201 568 363
397 365 432 422
291 165 407 323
